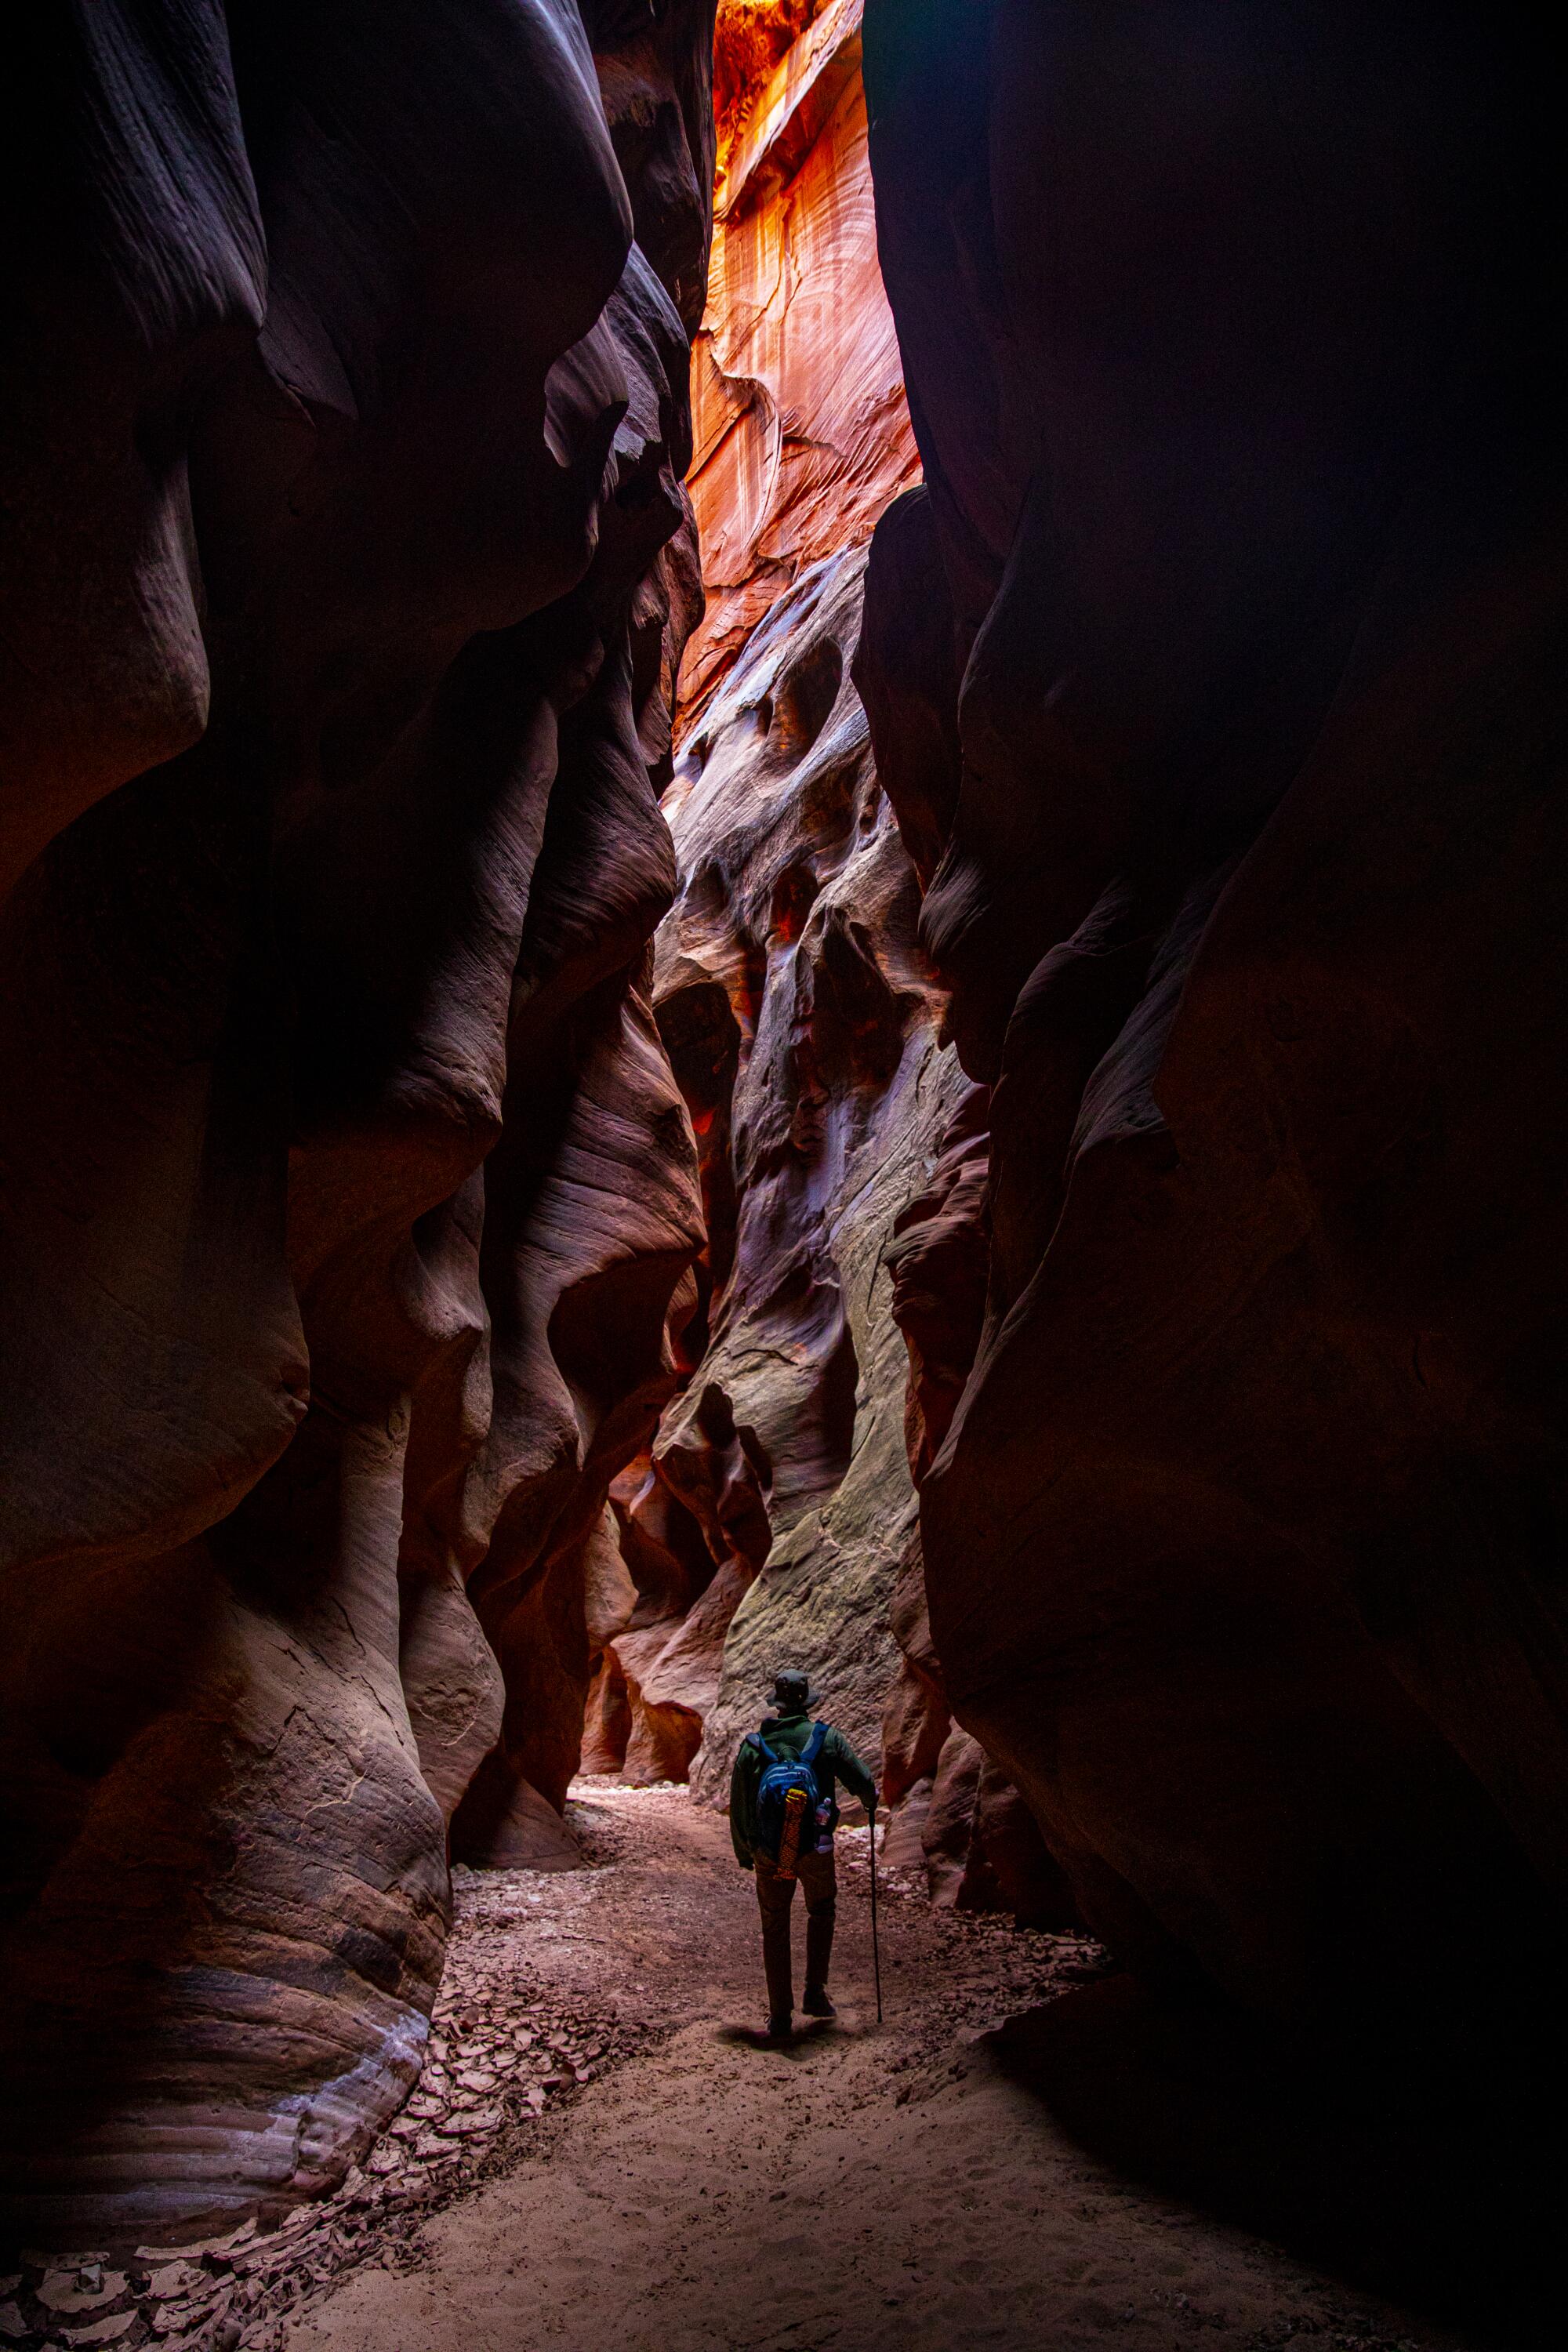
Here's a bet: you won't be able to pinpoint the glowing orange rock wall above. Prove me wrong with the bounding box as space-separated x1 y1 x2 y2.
681 0 920 722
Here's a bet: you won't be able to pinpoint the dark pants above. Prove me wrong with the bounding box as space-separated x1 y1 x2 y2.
754 1844 837 2020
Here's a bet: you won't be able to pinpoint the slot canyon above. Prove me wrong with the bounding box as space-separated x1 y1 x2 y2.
0 3 1561 2348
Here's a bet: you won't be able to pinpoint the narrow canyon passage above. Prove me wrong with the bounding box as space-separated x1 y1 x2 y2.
3 2 1565 2346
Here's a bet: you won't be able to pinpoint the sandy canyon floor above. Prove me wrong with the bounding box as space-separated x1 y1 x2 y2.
6 1784 1546 2352
277 1783 1544 2352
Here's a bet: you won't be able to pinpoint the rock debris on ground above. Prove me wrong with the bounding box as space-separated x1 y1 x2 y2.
1 1786 1481 2352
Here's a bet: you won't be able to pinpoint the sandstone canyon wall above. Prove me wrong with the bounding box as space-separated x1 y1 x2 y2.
0 0 717 2243
6 0 1563 2256
652 546 955 1798
680 0 919 720
575 4 1065 1924
857 0 1567 2062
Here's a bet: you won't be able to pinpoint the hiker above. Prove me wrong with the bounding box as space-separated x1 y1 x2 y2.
730 1667 879 2041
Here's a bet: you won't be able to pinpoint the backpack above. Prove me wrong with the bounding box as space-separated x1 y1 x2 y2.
752 1722 829 1867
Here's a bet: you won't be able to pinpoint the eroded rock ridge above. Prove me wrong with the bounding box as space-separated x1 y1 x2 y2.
1 0 717 2242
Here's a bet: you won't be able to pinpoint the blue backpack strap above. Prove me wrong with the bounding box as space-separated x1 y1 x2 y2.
803 1722 827 1768
751 1732 776 1763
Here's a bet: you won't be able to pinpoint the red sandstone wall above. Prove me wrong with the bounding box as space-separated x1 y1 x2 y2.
679 0 920 724
8 5 1547 2252
0 0 717 2246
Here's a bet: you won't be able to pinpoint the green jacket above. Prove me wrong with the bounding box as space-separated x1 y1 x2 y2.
729 1711 878 1868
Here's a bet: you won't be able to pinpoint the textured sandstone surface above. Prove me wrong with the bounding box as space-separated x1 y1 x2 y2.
576 9 1057 1922
585 534 1066 1939
9 0 1560 2278
0 0 717 2244
577 533 973 1811
859 0 1567 2053
654 549 965 1798
680 0 920 723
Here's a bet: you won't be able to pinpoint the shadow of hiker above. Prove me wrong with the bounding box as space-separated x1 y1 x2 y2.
715 2024 786 2051
985 1975 1558 2349
714 2018 862 2055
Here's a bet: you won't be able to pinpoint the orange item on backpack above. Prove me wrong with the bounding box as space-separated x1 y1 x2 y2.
776 1785 808 1881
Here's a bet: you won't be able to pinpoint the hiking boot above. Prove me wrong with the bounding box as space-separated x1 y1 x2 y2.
764 2013 793 2042
801 1985 836 2017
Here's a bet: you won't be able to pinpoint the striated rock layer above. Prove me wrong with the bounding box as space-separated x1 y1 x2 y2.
859 0 1567 2056
0 0 717 2244
680 0 920 724
655 550 959 1797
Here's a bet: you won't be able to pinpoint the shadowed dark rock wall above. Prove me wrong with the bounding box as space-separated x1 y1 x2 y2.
859 0 1566 2056
0 0 716 2245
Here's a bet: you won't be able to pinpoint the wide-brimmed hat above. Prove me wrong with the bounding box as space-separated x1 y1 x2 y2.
771 1667 822 1711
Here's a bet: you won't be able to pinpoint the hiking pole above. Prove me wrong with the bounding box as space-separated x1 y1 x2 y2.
869 1802 883 2024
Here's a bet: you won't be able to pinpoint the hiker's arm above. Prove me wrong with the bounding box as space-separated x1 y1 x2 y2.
830 1729 879 1815
728 1743 754 1868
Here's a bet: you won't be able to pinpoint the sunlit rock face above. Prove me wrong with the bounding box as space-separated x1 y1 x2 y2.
653 550 962 1795
679 0 920 724
581 539 1070 1938
0 0 714 2244
860 0 1567 2055
583 8 1061 1923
